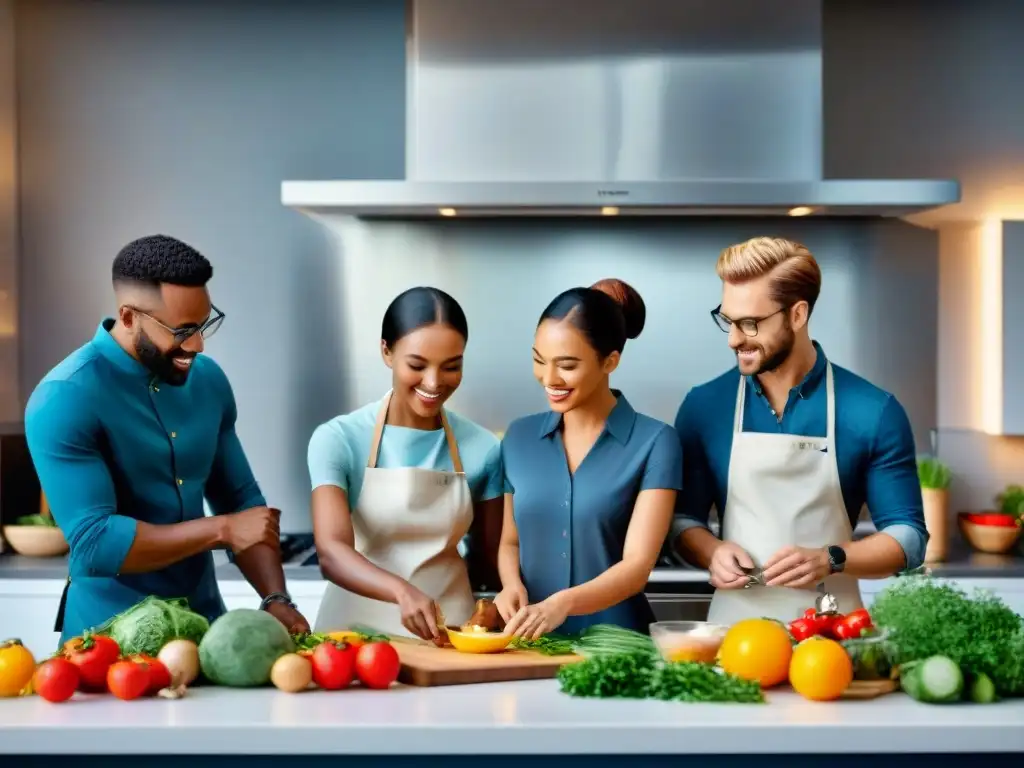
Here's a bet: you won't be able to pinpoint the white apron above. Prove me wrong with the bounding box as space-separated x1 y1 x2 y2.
314 392 476 637
706 362 864 626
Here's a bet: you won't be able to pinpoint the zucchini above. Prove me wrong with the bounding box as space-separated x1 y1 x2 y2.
900 655 964 703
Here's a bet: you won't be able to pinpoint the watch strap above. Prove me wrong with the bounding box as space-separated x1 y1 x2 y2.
259 591 296 611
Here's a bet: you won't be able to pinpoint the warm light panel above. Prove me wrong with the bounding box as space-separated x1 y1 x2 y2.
980 218 1004 435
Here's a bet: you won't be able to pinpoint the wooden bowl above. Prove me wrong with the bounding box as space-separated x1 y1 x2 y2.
957 513 1022 554
2 525 70 557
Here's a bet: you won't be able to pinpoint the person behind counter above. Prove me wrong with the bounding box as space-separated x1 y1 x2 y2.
672 236 928 626
25 234 309 644
496 279 681 639
308 287 504 643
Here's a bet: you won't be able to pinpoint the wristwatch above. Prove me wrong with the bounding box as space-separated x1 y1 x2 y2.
259 591 296 611
826 545 847 574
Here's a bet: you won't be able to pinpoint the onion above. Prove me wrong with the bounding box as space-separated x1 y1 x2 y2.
270 653 313 693
157 639 200 687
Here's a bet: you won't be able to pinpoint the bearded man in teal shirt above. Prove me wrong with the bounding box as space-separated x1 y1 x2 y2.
25 234 309 643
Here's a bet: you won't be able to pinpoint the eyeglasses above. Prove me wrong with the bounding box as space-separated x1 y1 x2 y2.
127 304 226 346
710 304 787 338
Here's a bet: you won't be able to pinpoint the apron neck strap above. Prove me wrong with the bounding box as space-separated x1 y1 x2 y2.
366 391 465 473
733 361 836 439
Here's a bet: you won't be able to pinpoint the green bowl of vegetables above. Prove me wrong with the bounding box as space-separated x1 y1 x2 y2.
840 627 898 681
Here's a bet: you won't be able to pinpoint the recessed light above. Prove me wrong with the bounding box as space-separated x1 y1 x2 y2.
438 207 457 217
601 206 620 216
788 206 815 217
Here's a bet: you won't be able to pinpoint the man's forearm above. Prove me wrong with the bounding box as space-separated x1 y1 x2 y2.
675 526 721 570
119 516 226 573
839 533 907 579
233 543 287 599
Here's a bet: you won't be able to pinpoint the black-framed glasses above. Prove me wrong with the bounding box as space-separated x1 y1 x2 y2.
710 304 787 337
127 304 226 345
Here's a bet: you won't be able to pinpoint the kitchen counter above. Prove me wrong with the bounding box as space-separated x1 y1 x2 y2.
1 680 1022 765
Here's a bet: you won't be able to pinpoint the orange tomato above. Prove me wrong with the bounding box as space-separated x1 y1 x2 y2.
0 639 37 698
327 631 366 649
789 637 853 701
717 619 793 688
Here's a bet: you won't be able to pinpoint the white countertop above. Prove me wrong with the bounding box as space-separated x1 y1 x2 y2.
2 679 1023 755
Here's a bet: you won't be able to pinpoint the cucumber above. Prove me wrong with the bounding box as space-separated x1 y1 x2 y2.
968 672 998 704
900 655 964 704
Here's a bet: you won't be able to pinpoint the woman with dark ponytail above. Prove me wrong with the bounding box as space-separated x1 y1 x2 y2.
307 287 503 642
497 279 682 638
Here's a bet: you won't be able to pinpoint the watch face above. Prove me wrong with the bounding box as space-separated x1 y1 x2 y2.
829 546 847 565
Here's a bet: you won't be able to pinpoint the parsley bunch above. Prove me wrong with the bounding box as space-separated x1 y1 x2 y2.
870 576 1024 696
556 651 764 703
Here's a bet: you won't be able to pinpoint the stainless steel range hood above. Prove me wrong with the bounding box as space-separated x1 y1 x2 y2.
282 0 959 219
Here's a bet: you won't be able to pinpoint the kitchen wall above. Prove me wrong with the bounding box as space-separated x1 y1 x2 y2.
0 0 17 426
14 0 406 529
323 216 937 450
9 0 1022 530
824 0 1024 514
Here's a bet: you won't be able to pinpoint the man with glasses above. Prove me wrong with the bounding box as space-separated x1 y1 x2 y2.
25 234 309 645
671 236 927 625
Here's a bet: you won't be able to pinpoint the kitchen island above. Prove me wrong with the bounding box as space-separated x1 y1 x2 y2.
1 679 1022 766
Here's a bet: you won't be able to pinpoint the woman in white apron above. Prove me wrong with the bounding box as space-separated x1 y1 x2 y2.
307 287 504 640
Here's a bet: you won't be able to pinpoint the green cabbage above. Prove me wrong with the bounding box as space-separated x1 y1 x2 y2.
99 596 209 657
198 609 295 687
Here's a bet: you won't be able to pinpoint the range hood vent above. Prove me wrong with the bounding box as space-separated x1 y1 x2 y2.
283 0 959 219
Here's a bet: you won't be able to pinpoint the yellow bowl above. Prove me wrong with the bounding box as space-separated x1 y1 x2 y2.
444 626 512 654
2 525 69 557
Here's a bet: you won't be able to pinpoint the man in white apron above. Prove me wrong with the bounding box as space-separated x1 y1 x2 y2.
670 237 928 626
314 392 477 638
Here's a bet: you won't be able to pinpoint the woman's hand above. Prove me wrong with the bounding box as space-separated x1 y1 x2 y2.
504 592 570 641
394 582 443 645
493 582 529 623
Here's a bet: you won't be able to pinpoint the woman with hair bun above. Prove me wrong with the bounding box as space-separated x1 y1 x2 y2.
497 279 682 638
308 287 503 642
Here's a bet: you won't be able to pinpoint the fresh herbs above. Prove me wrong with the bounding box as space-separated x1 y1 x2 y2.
556 650 763 704
508 634 577 656
995 484 1024 520
510 624 657 658
291 632 330 652
870 576 1024 696
917 455 952 490
13 514 57 527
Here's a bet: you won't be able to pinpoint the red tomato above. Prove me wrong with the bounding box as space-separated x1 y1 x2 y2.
355 642 401 690
833 609 874 640
128 655 171 693
63 634 120 692
107 660 150 701
33 658 80 703
787 617 818 643
311 641 357 690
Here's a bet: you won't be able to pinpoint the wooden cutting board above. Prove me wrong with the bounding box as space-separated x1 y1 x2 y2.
392 640 582 687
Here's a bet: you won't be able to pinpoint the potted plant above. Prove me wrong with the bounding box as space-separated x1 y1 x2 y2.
958 484 1024 555
917 455 952 562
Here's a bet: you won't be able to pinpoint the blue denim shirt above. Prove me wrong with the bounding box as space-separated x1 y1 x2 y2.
671 342 928 571
502 392 683 634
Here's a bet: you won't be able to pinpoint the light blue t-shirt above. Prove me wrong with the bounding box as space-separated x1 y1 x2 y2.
307 397 504 507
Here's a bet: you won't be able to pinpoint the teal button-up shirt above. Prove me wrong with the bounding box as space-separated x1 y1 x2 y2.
502 392 683 634
671 342 928 570
25 319 266 642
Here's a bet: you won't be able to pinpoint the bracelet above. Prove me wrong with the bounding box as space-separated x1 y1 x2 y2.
259 591 296 611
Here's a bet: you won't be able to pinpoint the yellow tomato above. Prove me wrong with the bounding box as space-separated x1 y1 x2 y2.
789 637 853 701
717 619 793 688
327 631 366 648
0 639 37 698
